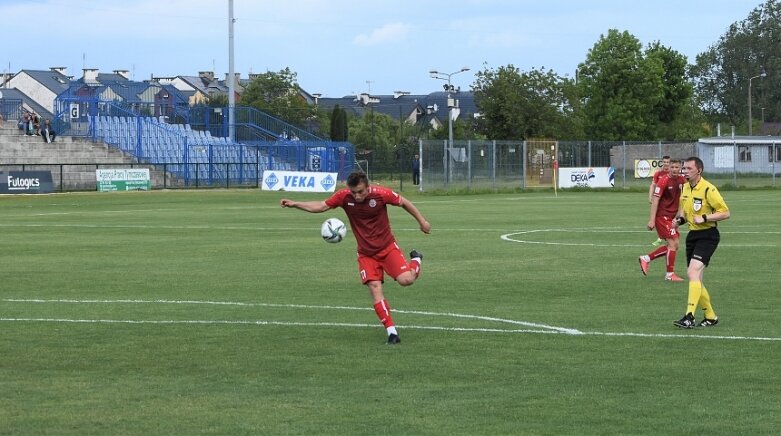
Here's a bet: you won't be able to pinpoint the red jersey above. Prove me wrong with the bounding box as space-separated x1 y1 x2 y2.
652 169 665 185
653 173 685 217
325 185 402 256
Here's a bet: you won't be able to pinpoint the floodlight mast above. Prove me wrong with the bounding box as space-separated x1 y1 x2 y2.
748 68 767 136
228 0 236 142
429 68 470 185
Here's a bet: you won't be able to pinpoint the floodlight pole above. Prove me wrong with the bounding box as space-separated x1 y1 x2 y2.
748 69 766 136
228 0 236 142
429 67 469 184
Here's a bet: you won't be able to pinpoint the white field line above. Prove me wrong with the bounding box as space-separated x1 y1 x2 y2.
1 298 578 334
501 228 781 247
2 299 780 341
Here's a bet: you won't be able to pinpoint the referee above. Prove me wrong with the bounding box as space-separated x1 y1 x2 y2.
673 157 730 329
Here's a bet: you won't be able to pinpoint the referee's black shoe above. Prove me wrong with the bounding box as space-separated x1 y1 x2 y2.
698 317 719 327
673 313 696 329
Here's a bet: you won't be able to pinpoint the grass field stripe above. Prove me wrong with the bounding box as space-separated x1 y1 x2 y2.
1 298 577 333
1 318 779 341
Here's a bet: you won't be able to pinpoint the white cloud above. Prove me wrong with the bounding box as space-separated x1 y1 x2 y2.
352 22 411 46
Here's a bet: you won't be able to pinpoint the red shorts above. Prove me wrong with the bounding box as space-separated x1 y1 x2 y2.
655 215 679 240
357 242 411 284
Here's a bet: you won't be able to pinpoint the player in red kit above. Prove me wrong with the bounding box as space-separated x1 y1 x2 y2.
638 159 685 281
280 171 431 344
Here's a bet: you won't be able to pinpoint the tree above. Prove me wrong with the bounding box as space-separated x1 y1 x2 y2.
578 29 665 140
206 93 228 108
691 0 781 131
329 105 348 141
472 64 575 140
241 67 315 127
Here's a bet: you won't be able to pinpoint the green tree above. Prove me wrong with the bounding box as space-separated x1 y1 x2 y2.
329 105 348 141
691 0 781 131
578 29 665 140
472 64 575 140
241 67 315 127
206 93 228 108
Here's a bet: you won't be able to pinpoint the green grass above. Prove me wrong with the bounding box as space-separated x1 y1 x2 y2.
1 189 780 435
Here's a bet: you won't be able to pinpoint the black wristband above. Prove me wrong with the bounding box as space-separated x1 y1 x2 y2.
675 216 686 226
702 214 708 222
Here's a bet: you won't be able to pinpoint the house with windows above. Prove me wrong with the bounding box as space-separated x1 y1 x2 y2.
316 91 477 131
3 68 71 118
697 136 781 174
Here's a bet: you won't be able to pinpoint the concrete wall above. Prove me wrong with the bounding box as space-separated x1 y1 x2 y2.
0 123 182 190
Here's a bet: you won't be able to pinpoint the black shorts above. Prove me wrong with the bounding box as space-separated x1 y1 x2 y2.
686 227 720 267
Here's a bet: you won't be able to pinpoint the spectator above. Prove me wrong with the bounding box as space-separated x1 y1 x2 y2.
412 154 420 185
41 119 56 143
32 112 41 136
20 111 32 135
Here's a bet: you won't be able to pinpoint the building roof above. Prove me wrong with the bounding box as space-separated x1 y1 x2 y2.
18 69 70 94
699 136 781 145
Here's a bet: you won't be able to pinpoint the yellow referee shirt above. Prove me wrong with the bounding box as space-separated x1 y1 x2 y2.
679 177 729 231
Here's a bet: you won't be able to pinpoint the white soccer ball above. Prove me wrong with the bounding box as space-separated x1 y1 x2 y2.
321 217 347 243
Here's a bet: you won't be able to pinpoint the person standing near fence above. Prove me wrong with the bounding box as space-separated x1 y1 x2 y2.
672 156 730 329
412 154 420 185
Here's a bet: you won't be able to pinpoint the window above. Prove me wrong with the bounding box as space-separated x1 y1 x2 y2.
769 145 781 162
739 145 752 162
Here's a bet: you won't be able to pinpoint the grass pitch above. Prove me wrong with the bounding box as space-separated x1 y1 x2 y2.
1 188 779 435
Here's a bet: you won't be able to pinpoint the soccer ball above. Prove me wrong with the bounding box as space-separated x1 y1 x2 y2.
321 218 347 243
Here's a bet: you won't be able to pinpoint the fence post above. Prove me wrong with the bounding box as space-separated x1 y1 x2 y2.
522 140 527 190
491 140 497 191
418 139 424 192
733 140 737 186
770 141 776 188
467 140 472 191
622 141 626 189
588 140 592 167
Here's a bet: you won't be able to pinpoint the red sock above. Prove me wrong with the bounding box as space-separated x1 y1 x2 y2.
373 299 394 328
407 259 421 278
648 246 667 260
666 250 677 273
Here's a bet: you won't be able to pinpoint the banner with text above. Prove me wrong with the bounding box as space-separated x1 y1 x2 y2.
0 171 54 194
557 167 616 188
261 170 338 192
634 159 668 178
96 168 151 191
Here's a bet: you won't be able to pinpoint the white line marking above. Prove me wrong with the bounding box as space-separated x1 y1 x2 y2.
2 298 577 334
0 318 778 342
3 298 779 341
501 228 781 247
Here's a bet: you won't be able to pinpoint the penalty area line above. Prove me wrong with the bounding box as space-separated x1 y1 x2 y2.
2 298 578 334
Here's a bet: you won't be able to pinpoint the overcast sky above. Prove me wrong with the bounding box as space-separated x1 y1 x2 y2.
2 0 762 97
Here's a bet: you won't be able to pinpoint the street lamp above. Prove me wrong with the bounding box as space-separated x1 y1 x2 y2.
748 69 767 136
429 67 469 182
429 67 470 149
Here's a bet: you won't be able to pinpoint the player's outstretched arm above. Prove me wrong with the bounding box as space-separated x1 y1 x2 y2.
399 197 431 234
280 199 331 213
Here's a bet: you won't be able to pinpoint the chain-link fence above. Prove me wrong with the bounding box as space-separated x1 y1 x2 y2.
388 139 780 191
